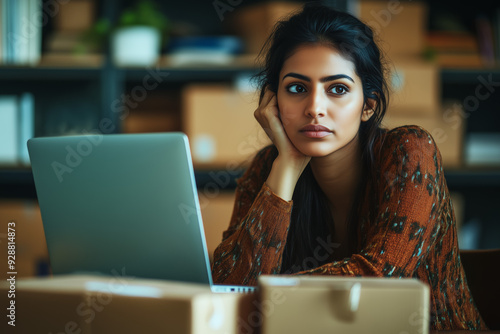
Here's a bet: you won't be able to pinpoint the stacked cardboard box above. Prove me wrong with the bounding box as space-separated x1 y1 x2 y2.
182 84 270 169
226 2 304 54
199 192 237 263
358 1 465 168
0 200 49 278
45 0 95 53
0 275 257 334
122 89 182 134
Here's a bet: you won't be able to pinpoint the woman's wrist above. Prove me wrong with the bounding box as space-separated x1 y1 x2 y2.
265 156 306 201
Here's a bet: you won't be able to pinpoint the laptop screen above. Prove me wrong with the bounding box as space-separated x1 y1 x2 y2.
28 132 213 285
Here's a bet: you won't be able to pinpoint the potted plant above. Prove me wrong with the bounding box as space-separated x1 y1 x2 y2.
112 0 169 66
79 0 170 66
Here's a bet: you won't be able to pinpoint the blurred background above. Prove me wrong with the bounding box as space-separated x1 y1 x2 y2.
0 0 499 278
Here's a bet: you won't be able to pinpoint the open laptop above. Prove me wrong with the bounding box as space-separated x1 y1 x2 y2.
27 132 255 293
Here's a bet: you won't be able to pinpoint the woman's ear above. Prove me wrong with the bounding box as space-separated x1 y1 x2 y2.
361 97 377 122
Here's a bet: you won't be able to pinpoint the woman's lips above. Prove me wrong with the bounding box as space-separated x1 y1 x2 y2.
299 124 332 138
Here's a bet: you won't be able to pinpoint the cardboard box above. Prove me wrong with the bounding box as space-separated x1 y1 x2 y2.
227 2 303 53
450 192 465 232
54 0 95 32
200 191 236 263
383 102 466 168
122 110 180 133
0 200 49 278
357 1 427 59
258 275 430 334
387 59 440 113
0 275 258 334
122 88 182 133
183 84 270 168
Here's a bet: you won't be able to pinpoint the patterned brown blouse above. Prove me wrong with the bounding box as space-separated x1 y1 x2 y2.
212 125 487 330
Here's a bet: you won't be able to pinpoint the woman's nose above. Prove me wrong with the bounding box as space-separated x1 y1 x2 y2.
305 89 326 118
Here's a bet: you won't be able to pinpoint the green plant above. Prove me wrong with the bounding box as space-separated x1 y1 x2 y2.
76 0 170 53
77 18 112 53
118 0 169 31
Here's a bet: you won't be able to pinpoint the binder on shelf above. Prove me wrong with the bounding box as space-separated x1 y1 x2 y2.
0 93 35 166
19 92 34 165
0 1 3 63
28 0 42 65
0 0 42 65
0 95 18 165
476 14 496 67
1 0 8 63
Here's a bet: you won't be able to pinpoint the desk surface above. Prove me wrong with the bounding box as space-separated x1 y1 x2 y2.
432 331 500 333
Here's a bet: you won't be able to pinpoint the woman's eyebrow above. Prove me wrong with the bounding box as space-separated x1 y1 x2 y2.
320 74 354 83
282 72 354 83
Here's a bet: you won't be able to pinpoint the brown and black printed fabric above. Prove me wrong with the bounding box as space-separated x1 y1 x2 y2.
212 125 487 330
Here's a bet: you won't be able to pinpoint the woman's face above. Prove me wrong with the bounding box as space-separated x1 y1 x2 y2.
277 44 372 158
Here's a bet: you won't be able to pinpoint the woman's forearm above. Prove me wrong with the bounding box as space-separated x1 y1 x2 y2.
266 156 308 201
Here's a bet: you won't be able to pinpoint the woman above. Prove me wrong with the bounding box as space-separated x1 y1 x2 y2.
212 3 486 330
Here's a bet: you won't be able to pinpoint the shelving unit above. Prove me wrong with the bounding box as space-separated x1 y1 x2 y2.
1 0 499 251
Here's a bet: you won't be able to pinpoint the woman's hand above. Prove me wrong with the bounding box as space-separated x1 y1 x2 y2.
254 88 311 201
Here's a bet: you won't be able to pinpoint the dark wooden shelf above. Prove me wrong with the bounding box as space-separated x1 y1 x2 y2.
1 167 499 199
3 62 500 84
0 66 103 81
122 67 258 83
0 168 244 199
445 168 500 188
440 67 500 85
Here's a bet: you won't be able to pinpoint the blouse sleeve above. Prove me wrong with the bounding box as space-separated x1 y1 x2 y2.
211 146 293 286
294 126 447 277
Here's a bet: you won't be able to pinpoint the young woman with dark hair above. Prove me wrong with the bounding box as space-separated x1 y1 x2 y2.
211 3 486 330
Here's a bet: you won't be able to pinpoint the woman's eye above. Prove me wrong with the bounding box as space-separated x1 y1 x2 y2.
287 84 306 93
330 85 348 95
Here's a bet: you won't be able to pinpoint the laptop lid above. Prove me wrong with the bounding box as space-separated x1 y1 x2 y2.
28 132 214 285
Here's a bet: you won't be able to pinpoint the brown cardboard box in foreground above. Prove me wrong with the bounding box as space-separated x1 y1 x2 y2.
383 102 466 168
258 275 430 334
0 275 257 334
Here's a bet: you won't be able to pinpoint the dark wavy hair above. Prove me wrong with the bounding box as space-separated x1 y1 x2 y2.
253 2 390 273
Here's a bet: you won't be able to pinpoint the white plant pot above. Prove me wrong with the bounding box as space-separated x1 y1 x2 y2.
112 26 161 66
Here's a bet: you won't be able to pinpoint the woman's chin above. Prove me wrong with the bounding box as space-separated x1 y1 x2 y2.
294 142 338 158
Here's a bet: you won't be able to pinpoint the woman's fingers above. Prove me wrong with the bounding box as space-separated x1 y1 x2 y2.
261 87 274 107
254 90 280 143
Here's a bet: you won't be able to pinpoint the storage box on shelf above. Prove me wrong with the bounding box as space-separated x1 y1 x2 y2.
199 191 236 263
450 191 465 232
121 89 181 134
182 84 271 169
357 1 466 168
387 58 441 113
357 0 427 59
45 0 96 60
383 102 466 168
0 200 49 278
53 0 95 32
226 2 303 54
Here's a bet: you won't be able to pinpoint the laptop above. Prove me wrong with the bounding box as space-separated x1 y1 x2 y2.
27 132 255 293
